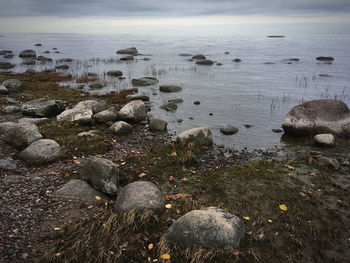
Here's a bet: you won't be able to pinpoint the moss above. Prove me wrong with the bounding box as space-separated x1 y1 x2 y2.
39 121 112 158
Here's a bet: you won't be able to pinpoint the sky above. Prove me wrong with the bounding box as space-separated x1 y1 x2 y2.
0 0 349 35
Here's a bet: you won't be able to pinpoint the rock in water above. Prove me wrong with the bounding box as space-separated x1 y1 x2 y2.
314 134 335 147
21 98 66 117
316 56 334 61
2 79 22 93
159 85 182 93
282 99 350 137
131 77 159 86
125 94 150 102
107 70 123 77
0 62 15 69
192 54 206 60
164 207 245 249
108 121 133 135
114 181 166 214
220 125 238 135
195 60 214 66
159 102 177 112
79 156 119 195
116 47 138 55
52 179 107 203
120 55 134 61
177 127 213 146
118 100 146 122
19 49 36 58
19 139 61 164
2 123 43 148
149 118 168 131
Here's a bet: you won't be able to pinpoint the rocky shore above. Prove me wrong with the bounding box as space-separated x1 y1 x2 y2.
1 66 350 263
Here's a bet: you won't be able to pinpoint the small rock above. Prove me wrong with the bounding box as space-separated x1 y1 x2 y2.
120 55 134 61
93 110 118 123
316 56 334 61
118 100 146 122
18 117 50 125
195 60 214 66
149 118 168 131
168 98 183 104
192 54 206 60
132 77 159 86
314 134 335 147
55 64 69 70
2 123 43 148
57 72 72 78
0 159 18 171
19 139 61 164
314 155 340 170
125 94 150 102
19 49 36 58
3 175 26 184
2 105 21 114
220 125 238 135
160 102 177 112
108 121 133 135
0 62 15 69
159 85 182 93
272 129 283 133
89 83 104 89
21 98 67 117
233 58 242 62
0 85 8 94
107 70 123 77
193 101 200 105
177 127 213 146
116 47 138 55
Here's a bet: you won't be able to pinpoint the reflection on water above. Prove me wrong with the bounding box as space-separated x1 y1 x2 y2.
1 34 350 150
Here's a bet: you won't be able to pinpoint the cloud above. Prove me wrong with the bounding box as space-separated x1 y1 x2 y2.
1 0 350 18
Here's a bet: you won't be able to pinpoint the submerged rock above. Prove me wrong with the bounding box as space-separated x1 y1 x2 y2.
120 55 134 61
107 70 123 77
177 127 213 146
168 98 183 104
282 99 350 137
164 207 245 249
114 181 166 214
132 77 159 86
159 85 182 93
159 102 177 112
19 139 61 164
80 156 119 195
19 49 36 58
116 47 138 55
314 155 340 170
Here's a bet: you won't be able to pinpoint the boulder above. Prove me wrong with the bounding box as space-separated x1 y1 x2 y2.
108 121 133 135
159 85 182 93
106 70 123 77
118 100 146 122
132 77 159 86
0 159 18 171
0 61 15 69
149 118 167 131
93 110 118 123
0 85 8 94
2 79 22 93
177 127 213 146
192 54 206 60
220 125 238 135
0 122 16 134
120 55 134 61
52 179 107 203
196 60 214 65
164 207 245 249
2 123 43 148
18 117 50 126
282 99 350 137
125 93 150 102
21 98 66 117
2 106 21 114
159 102 177 112
314 134 335 147
316 57 334 61
114 181 166 214
116 47 138 55
19 49 36 58
79 156 119 195
19 139 61 164
57 108 94 124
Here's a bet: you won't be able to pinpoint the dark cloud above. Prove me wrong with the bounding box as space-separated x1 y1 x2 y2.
1 0 350 17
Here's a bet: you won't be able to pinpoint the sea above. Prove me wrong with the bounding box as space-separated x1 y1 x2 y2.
1 33 350 150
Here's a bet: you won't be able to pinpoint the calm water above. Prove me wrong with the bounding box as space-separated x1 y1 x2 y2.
1 33 350 150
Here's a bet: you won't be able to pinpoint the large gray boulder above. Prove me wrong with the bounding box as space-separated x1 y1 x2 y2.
114 181 166 214
57 100 104 123
2 123 43 148
106 70 123 77
116 47 138 55
132 77 159 86
177 127 213 146
19 49 36 58
159 85 182 93
2 106 21 114
118 100 146 122
21 98 66 117
108 121 133 135
125 93 150 102
149 118 167 131
79 156 119 195
19 139 61 164
2 79 22 93
74 100 105 114
52 179 107 203
0 122 16 134
164 207 245 249
282 99 350 137
93 110 118 123
18 117 50 126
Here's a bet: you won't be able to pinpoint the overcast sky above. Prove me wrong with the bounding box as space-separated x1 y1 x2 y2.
0 0 349 34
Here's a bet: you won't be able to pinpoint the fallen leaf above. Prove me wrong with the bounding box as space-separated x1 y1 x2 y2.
165 204 172 209
279 204 288 211
95 196 101 200
65 173 70 177
243 216 250 221
9 234 14 238
54 227 61 231
171 151 177 157
148 243 153 250
12 228 18 233
181 177 188 181
110 251 114 255
121 162 126 165
160 253 170 260
35 198 41 204
74 160 81 164
139 173 147 178
168 176 174 181
176 209 181 214
268 219 273 223
285 165 295 170
55 253 61 257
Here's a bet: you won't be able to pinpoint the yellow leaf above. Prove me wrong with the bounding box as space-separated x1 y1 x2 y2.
95 196 101 200
148 243 154 250
165 204 172 209
113 139 117 143
279 204 288 211
110 251 114 255
268 219 273 223
18 214 22 217
54 227 61 231
171 151 177 157
55 253 61 257
131 150 136 153
65 173 70 177
243 216 250 221
12 228 18 233
9 234 14 238
160 253 171 260
148 257 151 262
176 209 181 214
139 173 146 178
